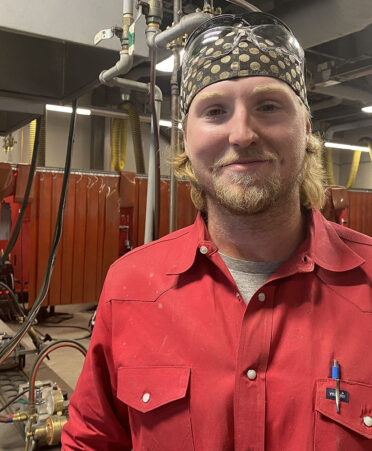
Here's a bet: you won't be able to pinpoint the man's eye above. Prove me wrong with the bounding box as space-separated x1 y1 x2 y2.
258 103 279 112
205 108 225 117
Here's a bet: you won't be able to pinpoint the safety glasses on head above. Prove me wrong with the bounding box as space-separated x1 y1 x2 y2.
183 12 305 74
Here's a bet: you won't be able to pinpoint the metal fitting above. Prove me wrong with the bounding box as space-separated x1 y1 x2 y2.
146 0 163 26
11 411 28 422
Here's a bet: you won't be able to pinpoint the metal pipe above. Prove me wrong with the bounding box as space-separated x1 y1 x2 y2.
325 118 372 140
224 0 260 12
144 47 162 243
123 0 134 16
147 11 214 48
99 51 134 84
99 0 135 84
310 84 372 105
104 77 163 103
169 0 181 233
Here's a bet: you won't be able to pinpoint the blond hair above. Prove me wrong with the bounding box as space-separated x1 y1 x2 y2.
173 110 326 212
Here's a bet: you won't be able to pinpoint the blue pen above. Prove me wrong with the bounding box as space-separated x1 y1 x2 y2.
332 360 340 414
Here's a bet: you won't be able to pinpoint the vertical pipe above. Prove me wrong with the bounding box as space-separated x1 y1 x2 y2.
169 0 181 233
123 0 134 15
144 47 161 244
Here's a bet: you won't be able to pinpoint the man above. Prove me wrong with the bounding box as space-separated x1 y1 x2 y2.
62 12 372 451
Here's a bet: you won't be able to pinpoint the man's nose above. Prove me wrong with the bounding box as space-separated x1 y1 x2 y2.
228 110 258 148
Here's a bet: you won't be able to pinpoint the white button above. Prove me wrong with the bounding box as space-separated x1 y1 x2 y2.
258 292 266 302
246 369 257 380
200 246 208 254
142 393 150 403
236 292 240 298
363 416 372 427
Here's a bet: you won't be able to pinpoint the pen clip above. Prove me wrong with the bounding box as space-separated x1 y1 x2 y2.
332 359 340 414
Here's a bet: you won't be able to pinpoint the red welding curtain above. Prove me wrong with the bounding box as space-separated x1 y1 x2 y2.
28 172 119 307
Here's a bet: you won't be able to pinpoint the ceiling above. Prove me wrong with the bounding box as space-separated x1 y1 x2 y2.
0 0 372 143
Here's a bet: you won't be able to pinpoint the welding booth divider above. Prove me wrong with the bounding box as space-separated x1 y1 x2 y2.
2 165 371 307
3 167 197 307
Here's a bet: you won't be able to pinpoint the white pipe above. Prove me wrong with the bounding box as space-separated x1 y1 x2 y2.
224 0 260 12
99 51 134 84
123 0 134 16
325 118 372 140
146 11 214 48
144 99 161 243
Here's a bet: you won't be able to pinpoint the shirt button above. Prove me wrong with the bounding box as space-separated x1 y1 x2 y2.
142 393 150 403
200 246 208 254
363 416 372 427
246 369 257 380
257 292 266 302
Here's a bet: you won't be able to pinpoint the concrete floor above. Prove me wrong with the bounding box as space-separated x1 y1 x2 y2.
0 303 95 451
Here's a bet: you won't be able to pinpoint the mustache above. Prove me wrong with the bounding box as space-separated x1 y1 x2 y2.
212 150 278 171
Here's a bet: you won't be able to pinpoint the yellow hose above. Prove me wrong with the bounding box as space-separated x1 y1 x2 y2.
110 116 128 171
29 120 37 163
29 115 46 166
325 148 336 185
120 102 145 174
345 150 361 189
110 102 145 173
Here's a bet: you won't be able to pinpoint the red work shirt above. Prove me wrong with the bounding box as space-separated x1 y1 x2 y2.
62 210 372 450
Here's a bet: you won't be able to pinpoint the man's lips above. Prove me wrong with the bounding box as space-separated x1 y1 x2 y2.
218 159 272 170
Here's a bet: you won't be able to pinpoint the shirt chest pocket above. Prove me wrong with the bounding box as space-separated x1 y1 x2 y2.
314 379 372 450
117 366 194 451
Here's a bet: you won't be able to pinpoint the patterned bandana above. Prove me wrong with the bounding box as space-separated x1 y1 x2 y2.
180 27 308 117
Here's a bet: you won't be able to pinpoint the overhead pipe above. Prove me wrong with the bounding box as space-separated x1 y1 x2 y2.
146 11 214 49
325 118 372 140
99 0 136 84
310 84 372 106
224 0 260 12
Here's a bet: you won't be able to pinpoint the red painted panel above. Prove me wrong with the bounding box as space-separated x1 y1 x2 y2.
37 173 53 307
159 180 170 238
49 173 63 305
28 175 39 306
96 176 106 296
83 176 99 303
101 176 120 289
60 174 76 305
71 175 87 303
348 191 372 237
177 182 197 229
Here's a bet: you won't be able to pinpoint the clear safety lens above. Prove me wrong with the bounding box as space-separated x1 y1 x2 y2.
183 19 305 75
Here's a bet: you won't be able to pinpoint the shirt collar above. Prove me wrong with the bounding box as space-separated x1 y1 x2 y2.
306 209 364 271
166 209 364 275
166 212 213 275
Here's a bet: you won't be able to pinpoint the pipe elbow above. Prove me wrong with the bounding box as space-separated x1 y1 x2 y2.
99 51 134 84
152 84 163 103
145 27 159 48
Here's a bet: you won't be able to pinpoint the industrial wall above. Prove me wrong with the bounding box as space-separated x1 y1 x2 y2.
1 110 173 177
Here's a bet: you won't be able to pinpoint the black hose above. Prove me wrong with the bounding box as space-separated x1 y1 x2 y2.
2 117 41 264
0 281 26 319
0 388 28 413
0 100 77 363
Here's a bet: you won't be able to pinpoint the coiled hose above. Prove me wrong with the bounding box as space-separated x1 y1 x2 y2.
110 102 145 174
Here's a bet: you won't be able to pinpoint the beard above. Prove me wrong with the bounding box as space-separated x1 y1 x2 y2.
201 149 304 215
212 171 282 215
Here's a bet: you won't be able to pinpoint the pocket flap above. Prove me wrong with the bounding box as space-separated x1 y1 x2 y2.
117 366 190 413
315 379 372 439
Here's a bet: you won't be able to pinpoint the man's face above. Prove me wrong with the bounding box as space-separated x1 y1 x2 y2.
183 76 311 215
